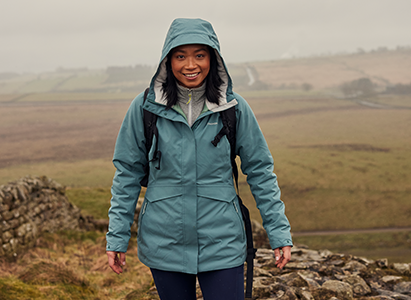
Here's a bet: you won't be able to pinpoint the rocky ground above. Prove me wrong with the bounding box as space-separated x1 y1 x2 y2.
248 244 411 300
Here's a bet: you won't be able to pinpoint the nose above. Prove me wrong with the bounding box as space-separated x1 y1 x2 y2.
186 57 196 69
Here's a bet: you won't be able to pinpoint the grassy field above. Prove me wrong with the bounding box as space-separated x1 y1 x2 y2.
0 90 410 299
1 92 410 230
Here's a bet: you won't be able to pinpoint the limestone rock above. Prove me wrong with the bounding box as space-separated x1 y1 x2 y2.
393 263 411 275
253 277 274 298
382 275 403 284
322 280 354 300
295 288 314 300
278 272 309 288
271 283 298 300
311 287 338 300
376 288 411 300
343 260 368 273
341 274 372 296
394 282 411 296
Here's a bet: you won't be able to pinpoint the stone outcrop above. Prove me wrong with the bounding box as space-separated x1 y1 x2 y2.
251 246 411 300
0 176 94 258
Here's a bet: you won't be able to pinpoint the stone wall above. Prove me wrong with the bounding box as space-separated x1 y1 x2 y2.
0 176 94 258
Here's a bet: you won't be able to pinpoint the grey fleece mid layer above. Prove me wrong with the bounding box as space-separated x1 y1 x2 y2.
176 82 207 126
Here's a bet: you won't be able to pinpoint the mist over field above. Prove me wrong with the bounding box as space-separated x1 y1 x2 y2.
1 0 411 73
1 1 411 298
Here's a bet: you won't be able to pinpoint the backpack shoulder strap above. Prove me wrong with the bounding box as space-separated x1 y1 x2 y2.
211 106 256 299
212 106 238 189
140 88 161 187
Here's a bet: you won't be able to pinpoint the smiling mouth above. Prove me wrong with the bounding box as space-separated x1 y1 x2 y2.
184 73 199 78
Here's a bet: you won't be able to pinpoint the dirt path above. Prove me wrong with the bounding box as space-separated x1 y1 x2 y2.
292 227 411 237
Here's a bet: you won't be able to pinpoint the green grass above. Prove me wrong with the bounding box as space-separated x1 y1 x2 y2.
0 277 46 300
0 159 115 188
0 231 157 300
293 231 411 263
66 187 112 220
235 96 411 234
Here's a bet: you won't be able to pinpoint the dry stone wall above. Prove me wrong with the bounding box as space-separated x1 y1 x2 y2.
0 176 94 258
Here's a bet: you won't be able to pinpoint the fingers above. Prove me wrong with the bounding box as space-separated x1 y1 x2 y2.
273 248 281 262
107 251 126 274
119 252 126 267
273 246 292 269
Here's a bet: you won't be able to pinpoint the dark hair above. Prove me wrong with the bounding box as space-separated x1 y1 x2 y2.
162 45 223 109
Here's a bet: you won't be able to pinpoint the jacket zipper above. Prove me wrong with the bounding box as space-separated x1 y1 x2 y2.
142 202 147 215
233 201 239 213
187 90 192 125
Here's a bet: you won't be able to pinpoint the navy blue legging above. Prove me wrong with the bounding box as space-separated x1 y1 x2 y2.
150 264 244 300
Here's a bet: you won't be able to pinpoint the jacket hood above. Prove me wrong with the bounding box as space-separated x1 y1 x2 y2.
148 18 236 111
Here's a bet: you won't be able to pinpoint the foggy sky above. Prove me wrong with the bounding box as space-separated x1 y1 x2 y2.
1 0 410 73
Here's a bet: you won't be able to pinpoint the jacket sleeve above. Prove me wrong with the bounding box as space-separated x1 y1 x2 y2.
234 93 293 250
106 93 148 253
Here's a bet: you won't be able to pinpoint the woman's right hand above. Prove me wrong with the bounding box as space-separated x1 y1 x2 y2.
107 251 126 274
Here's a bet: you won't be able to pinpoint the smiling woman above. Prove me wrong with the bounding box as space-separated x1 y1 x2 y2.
170 44 210 88
105 18 293 300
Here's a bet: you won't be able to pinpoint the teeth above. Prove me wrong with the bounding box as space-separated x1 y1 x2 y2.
185 73 199 78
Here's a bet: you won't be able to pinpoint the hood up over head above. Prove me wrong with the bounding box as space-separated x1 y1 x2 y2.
149 18 237 112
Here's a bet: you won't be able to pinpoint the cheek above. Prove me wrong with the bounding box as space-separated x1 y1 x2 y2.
202 61 211 77
170 59 180 72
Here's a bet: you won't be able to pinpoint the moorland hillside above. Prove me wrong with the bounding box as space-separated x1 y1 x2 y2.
1 47 410 98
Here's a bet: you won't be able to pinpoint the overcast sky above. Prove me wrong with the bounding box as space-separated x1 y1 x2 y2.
1 0 410 73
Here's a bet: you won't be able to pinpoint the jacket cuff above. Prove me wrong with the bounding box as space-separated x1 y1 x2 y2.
106 243 128 253
269 238 293 250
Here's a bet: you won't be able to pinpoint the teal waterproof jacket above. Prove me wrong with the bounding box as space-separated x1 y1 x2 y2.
106 18 292 274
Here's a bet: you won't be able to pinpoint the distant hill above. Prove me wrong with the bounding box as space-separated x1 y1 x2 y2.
241 47 411 91
0 47 410 96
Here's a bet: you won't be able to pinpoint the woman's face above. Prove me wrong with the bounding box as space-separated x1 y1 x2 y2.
170 44 210 89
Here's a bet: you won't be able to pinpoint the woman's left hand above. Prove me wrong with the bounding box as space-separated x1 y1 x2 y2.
273 246 291 269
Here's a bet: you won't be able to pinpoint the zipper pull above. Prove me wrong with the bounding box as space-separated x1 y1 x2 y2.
186 90 192 104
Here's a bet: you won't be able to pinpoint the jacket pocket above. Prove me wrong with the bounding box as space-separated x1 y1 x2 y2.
197 185 237 202
197 185 246 246
144 185 182 202
137 186 184 252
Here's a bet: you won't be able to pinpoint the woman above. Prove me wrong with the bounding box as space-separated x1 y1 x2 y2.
106 18 292 300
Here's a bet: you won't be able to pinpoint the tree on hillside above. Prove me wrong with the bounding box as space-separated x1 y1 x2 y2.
340 77 376 98
301 82 313 91
385 83 411 95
